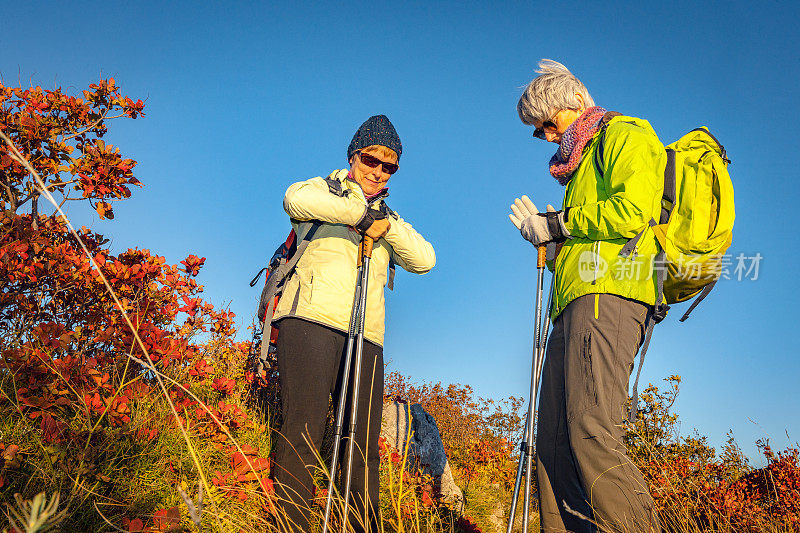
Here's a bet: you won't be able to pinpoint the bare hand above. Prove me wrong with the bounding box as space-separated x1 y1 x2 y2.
366 217 390 240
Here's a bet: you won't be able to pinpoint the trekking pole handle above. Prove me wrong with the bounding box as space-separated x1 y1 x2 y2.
537 244 547 268
359 236 374 266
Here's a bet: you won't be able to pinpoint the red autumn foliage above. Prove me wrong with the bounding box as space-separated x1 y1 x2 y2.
152 506 181 532
213 376 237 395
626 377 800 531
0 78 272 529
1 78 144 220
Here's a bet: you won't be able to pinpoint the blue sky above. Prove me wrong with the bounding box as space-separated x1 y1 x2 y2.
2 1 798 463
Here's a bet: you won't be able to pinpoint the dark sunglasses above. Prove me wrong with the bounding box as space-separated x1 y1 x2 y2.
357 152 399 174
533 119 557 140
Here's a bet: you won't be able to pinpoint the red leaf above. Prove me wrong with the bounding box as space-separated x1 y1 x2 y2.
152 506 180 531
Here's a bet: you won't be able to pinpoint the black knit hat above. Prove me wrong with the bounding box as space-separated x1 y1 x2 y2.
347 115 402 162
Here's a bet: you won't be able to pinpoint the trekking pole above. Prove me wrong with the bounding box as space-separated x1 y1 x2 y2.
322 237 371 533
341 236 374 531
506 244 553 533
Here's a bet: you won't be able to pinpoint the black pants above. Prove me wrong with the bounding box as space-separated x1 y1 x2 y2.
272 318 384 533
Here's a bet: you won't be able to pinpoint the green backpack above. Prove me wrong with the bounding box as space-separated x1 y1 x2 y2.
596 114 736 418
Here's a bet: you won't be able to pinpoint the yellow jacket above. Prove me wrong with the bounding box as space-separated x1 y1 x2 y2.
272 169 436 346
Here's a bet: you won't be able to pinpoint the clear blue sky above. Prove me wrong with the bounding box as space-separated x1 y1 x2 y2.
3 1 798 463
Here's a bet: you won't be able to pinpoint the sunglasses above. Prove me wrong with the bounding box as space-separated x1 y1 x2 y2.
357 152 399 174
533 119 557 140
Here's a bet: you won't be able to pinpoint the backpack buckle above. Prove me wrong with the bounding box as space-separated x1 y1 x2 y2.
652 303 670 324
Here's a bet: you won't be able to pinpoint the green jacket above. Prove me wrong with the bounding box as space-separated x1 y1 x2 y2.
273 170 436 346
552 115 666 318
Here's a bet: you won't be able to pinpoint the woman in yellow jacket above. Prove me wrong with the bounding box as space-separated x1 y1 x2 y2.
509 61 663 532
272 115 435 533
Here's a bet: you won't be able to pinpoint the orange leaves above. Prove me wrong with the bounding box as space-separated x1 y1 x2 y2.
136 427 159 442
1 444 21 470
151 507 181 532
119 97 145 119
180 255 205 277
211 444 274 504
96 201 113 219
231 447 271 482
212 377 236 395
121 507 180 533
1 79 144 216
213 400 247 429
125 518 145 532
188 359 214 379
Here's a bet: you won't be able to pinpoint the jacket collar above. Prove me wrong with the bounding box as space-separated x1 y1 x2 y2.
344 170 389 206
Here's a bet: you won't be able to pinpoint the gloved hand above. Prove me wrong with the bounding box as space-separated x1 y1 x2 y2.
355 207 391 239
509 195 571 245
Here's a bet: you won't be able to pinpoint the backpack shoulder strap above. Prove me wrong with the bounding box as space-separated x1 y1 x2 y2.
259 221 322 324
593 111 623 175
324 175 349 197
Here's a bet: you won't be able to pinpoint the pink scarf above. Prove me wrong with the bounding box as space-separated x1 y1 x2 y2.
549 106 607 185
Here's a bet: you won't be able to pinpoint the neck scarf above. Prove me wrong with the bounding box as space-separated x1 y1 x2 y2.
549 106 607 185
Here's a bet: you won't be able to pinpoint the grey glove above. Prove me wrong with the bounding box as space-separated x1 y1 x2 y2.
509 195 570 246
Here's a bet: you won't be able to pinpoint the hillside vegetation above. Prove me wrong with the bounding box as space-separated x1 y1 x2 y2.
1 79 799 532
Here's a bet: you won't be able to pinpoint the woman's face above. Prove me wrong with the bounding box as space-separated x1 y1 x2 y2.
533 92 586 144
534 108 584 144
348 145 398 197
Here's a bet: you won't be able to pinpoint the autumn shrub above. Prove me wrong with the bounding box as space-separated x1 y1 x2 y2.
628 376 800 532
377 435 484 533
384 372 522 475
0 79 278 531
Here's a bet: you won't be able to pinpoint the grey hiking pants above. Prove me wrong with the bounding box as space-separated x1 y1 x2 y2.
536 293 659 533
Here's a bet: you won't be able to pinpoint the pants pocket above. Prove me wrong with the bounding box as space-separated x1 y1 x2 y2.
568 331 598 421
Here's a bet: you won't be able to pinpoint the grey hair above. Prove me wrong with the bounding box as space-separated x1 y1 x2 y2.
517 59 595 125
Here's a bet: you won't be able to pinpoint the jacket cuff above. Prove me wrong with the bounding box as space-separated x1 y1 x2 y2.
556 211 571 238
354 206 372 233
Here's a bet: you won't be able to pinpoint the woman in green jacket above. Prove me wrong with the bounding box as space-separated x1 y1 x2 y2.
273 115 435 533
509 60 663 532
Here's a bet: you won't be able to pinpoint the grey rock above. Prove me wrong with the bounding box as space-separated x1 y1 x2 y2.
409 403 447 476
380 402 464 510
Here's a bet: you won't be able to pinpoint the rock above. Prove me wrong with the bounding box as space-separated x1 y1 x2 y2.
408 403 447 477
381 401 464 510
436 460 465 512
381 400 412 452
